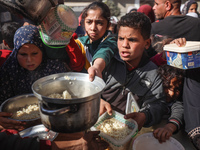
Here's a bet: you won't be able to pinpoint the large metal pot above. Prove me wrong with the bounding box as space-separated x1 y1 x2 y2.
0 0 58 24
32 72 106 133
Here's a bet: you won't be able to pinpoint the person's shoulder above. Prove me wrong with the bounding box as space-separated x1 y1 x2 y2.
145 60 158 69
77 35 89 44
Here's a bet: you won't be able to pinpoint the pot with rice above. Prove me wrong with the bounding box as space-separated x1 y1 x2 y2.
32 72 105 133
0 94 41 128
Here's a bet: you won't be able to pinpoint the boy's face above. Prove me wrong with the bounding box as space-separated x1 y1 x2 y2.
117 26 150 68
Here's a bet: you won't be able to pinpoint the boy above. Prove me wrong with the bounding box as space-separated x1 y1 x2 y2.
100 12 168 130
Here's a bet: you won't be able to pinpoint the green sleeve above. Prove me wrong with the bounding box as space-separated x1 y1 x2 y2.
92 36 118 66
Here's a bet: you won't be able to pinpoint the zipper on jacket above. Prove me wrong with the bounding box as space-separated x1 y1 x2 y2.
122 86 126 95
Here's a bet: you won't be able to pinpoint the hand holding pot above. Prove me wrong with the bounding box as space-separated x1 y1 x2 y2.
0 112 26 131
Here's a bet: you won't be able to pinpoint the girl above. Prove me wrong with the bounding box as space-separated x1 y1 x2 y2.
75 1 118 80
153 64 185 143
182 0 199 16
0 25 68 131
0 25 68 102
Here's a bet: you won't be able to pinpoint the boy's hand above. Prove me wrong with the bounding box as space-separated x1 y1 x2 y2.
124 112 146 130
88 58 105 81
153 123 177 143
99 99 112 116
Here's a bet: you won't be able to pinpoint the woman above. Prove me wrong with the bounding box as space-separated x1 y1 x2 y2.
181 0 199 16
0 25 68 103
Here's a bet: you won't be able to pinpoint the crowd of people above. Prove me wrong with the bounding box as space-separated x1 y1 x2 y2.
0 0 200 149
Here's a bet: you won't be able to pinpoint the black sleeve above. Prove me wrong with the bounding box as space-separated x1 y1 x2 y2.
0 132 40 150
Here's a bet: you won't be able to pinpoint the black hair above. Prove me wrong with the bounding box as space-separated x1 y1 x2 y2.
117 12 151 40
1 22 20 49
150 34 173 53
158 64 185 101
81 1 111 27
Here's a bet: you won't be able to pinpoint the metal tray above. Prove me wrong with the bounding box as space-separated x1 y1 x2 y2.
19 124 58 141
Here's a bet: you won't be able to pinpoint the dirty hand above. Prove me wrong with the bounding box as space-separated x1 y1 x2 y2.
170 38 186 47
153 123 177 143
124 112 146 130
83 131 109 150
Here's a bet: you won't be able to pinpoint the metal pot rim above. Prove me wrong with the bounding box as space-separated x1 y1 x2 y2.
32 72 106 104
0 93 40 121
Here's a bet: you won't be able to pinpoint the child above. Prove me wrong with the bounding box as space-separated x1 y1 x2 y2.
150 34 173 66
0 22 21 66
75 2 118 81
0 25 68 130
153 64 185 143
0 25 68 102
100 12 168 130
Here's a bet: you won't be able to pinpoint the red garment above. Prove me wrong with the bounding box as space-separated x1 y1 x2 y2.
137 5 155 23
150 52 167 66
0 50 12 67
66 37 85 72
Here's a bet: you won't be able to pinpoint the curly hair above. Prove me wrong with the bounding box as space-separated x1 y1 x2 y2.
117 12 151 40
158 64 185 100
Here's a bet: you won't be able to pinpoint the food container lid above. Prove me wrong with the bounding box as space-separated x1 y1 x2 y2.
132 132 185 150
163 41 200 53
19 124 58 141
39 4 78 46
90 110 138 147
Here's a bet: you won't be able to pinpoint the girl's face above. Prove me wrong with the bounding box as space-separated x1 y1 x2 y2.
165 77 182 102
188 4 197 13
84 8 109 43
17 43 42 71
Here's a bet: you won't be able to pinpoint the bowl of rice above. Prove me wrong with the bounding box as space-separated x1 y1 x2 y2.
0 94 41 127
90 110 138 150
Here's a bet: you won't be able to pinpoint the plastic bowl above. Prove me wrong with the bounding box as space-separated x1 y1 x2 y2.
133 132 185 150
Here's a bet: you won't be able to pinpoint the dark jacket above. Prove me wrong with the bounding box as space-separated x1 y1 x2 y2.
102 52 168 127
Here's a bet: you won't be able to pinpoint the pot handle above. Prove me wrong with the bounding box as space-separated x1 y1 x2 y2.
40 103 73 116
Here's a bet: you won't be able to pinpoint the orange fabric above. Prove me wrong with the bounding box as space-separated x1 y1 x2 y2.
75 39 91 70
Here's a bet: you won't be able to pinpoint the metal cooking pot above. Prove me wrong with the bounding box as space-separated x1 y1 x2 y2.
0 94 41 128
0 0 58 24
32 72 106 133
